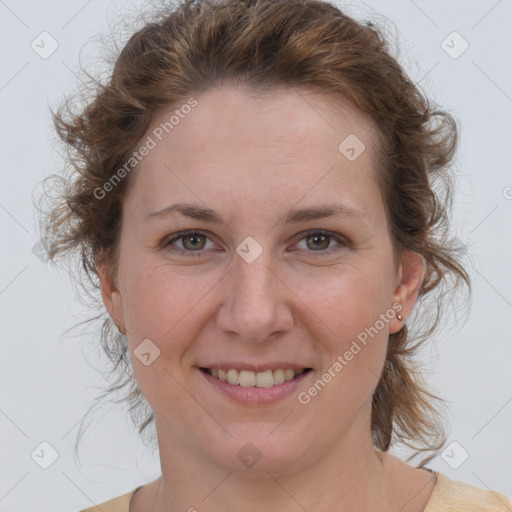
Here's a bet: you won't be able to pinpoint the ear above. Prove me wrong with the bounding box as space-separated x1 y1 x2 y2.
389 250 425 334
97 258 126 335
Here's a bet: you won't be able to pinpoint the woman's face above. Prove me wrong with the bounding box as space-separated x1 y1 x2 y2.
102 85 423 473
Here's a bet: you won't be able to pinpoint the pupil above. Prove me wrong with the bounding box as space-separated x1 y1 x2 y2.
184 235 204 250
307 234 329 250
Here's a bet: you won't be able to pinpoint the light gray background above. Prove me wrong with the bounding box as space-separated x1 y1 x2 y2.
1 0 511 510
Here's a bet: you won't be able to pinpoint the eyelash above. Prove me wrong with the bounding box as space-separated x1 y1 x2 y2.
162 229 350 257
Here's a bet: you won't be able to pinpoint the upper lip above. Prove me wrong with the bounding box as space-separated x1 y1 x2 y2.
198 363 311 372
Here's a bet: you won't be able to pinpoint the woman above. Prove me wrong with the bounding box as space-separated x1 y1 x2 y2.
42 0 512 510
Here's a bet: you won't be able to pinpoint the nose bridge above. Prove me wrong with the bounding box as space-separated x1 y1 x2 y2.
217 246 292 341
235 252 275 304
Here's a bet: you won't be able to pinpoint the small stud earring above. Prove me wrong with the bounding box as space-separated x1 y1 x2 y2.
397 314 403 321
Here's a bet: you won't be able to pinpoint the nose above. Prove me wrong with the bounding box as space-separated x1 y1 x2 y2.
216 247 294 343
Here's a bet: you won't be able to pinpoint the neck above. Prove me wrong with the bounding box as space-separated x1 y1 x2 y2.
149 412 400 512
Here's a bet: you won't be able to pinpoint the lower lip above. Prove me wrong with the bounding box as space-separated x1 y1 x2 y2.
199 369 312 404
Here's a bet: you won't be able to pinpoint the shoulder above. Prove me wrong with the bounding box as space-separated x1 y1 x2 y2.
78 486 142 512
425 472 512 512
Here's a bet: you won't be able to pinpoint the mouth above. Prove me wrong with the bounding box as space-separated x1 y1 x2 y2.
200 367 312 388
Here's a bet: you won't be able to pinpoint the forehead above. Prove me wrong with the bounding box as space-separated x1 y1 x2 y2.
125 85 384 223
156 84 379 159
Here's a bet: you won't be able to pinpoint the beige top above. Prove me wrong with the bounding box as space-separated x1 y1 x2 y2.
79 472 512 511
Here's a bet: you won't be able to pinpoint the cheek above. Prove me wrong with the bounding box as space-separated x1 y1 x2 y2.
119 256 225 368
294 261 393 406
296 259 395 344
298 282 390 435
119 262 224 417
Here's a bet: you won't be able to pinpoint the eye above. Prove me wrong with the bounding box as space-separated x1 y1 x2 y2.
161 229 350 257
162 230 217 255
292 230 349 255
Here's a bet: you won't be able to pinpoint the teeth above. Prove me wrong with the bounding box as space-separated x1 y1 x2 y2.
207 368 306 387
273 369 285 385
239 370 256 387
227 369 238 385
256 369 273 388
284 369 295 381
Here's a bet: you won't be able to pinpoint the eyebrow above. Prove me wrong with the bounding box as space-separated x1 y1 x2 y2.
147 203 226 224
146 202 364 225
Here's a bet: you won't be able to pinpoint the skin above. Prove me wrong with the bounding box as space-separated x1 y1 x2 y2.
99 85 437 511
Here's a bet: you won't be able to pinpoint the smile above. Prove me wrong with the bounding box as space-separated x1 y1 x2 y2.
201 368 311 388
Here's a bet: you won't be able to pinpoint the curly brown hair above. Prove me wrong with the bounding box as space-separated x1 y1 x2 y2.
40 0 470 464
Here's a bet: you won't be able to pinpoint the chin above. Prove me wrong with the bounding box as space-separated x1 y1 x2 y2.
206 426 311 474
